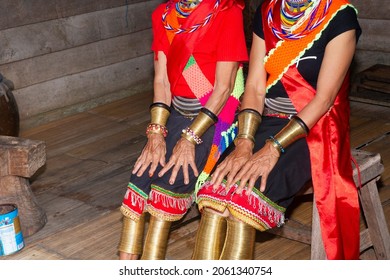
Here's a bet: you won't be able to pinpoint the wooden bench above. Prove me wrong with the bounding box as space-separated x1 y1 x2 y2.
269 149 390 260
0 135 47 237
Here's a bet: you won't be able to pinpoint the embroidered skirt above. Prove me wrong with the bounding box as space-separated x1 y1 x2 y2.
121 108 215 222
197 116 311 231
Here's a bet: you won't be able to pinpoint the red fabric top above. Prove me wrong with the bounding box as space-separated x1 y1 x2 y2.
151 2 248 98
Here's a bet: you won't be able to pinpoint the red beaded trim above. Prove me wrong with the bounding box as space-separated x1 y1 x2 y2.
146 123 168 138
264 113 293 119
181 127 203 144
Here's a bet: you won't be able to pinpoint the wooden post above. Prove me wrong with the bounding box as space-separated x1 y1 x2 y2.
0 135 47 237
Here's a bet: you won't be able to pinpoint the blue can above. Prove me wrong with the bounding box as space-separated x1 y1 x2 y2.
0 205 24 256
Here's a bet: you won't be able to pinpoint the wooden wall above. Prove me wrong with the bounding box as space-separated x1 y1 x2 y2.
0 0 163 131
1 0 387 131
350 0 390 74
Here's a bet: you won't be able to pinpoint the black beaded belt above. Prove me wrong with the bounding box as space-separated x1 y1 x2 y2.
263 107 296 119
172 96 201 118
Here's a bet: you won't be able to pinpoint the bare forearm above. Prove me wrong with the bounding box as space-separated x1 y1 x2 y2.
203 61 239 115
153 51 172 106
240 83 265 113
240 34 267 114
153 80 171 106
204 84 233 115
297 30 357 129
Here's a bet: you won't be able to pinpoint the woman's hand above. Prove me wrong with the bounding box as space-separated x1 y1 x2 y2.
210 138 254 190
132 133 167 177
233 140 280 195
158 138 198 185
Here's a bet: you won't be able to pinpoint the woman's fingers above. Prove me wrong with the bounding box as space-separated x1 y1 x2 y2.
188 158 199 178
169 163 181 185
158 158 174 178
259 169 272 192
210 161 228 187
159 155 166 168
210 147 253 189
132 156 144 174
245 176 257 195
234 163 252 194
134 152 152 177
149 149 166 177
158 139 197 185
148 159 159 177
132 134 166 177
224 159 246 189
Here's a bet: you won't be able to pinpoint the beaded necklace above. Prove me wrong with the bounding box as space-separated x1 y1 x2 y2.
267 0 328 40
176 0 203 18
280 0 314 33
162 0 220 35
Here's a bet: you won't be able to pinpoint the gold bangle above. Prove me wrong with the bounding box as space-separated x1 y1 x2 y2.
266 137 283 155
146 123 168 137
236 109 262 144
271 116 309 153
150 104 170 126
181 127 201 145
181 109 217 145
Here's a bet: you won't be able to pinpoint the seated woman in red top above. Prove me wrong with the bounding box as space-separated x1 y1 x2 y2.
117 0 248 260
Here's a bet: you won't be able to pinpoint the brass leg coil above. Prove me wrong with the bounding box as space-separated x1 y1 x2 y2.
118 213 146 255
141 215 172 260
219 217 256 260
192 210 227 260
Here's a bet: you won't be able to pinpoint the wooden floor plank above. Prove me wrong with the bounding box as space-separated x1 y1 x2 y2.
59 165 129 211
46 120 131 158
66 127 144 160
349 101 390 120
25 193 110 245
378 185 390 205
30 154 87 192
31 155 126 194
254 233 309 260
350 119 390 149
167 220 200 260
20 112 93 139
349 101 390 149
360 135 390 184
30 211 122 260
68 132 147 167
89 92 152 122
1 245 64 260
